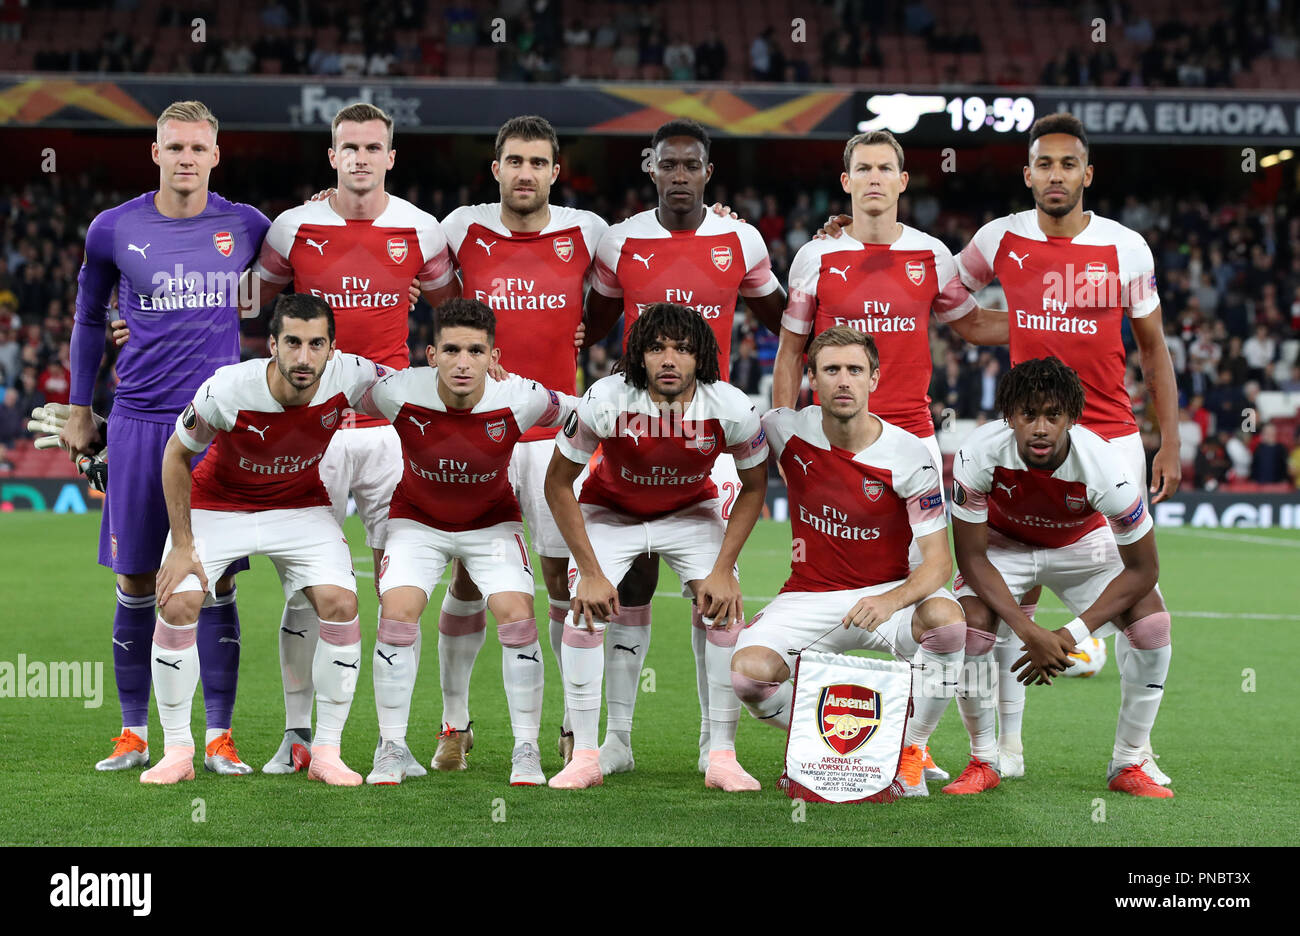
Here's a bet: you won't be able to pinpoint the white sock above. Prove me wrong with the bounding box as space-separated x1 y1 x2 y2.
1114 644 1171 765
312 618 361 748
907 646 962 749
745 681 793 730
603 605 650 734
995 622 1026 751
956 650 999 762
705 639 739 752
152 619 198 749
373 639 417 744
125 726 147 744
561 639 605 750
1113 630 1135 744
503 639 544 744
438 592 487 729
548 599 571 733
204 727 227 746
691 613 711 749
278 600 319 731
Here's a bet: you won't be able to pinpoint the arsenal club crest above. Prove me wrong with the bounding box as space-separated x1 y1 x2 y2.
863 479 884 501
711 245 733 272
387 237 408 263
321 408 339 430
213 231 234 257
691 432 716 455
817 683 882 756
905 260 925 285
1084 261 1108 286
486 417 507 442
553 235 574 262
1066 493 1087 513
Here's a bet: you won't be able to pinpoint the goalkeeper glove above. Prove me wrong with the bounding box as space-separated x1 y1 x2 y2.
28 403 109 493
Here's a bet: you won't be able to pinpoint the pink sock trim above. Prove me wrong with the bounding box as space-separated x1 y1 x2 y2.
154 618 196 651
965 628 996 655
920 620 966 654
497 617 539 648
1124 611 1171 649
731 672 780 703
378 617 419 647
706 624 740 647
561 624 605 649
548 602 570 624
319 617 361 645
691 606 706 631
1019 603 1038 617
613 603 651 627
439 609 487 636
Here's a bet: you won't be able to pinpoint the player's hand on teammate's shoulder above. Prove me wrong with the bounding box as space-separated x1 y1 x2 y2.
709 202 744 222
1012 627 1077 686
408 277 420 311
307 187 337 204
572 573 619 632
572 319 586 349
696 571 745 630
157 543 208 607
1149 445 1182 504
487 361 509 381
110 318 130 347
814 214 854 239
841 593 897 631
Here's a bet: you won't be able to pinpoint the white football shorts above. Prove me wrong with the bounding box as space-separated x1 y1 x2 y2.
736 581 959 663
319 423 403 550
168 506 357 598
379 518 536 600
508 436 586 559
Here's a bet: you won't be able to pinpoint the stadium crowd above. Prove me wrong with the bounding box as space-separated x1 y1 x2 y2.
8 0 1298 90
1 169 1297 487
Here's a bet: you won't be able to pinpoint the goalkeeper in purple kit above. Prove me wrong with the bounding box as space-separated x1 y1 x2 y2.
63 101 270 774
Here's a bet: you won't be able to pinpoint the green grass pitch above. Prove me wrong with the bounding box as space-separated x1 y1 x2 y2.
1 514 1296 846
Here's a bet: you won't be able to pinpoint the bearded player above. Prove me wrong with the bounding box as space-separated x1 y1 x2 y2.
145 295 382 786
948 357 1172 798
352 298 577 785
64 101 268 775
544 303 769 791
244 103 459 777
954 113 1179 784
427 117 606 770
582 118 787 776
732 328 966 799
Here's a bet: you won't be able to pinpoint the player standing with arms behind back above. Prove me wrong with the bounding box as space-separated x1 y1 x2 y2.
431 116 606 770
582 118 787 776
956 113 1179 783
64 101 268 775
245 103 458 776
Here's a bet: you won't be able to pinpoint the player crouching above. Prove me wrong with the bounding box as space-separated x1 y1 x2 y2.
949 357 1172 798
352 298 576 786
544 303 769 790
145 296 381 786
731 328 966 798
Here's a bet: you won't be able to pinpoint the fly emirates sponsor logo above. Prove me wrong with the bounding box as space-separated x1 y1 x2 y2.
409 457 500 484
833 301 916 333
473 278 568 311
619 464 709 486
310 275 402 309
237 452 325 475
636 288 724 320
799 503 881 541
1014 295 1100 335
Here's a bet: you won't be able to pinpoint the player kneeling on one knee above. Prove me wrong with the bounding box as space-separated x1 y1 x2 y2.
355 298 577 786
731 327 966 798
949 356 1172 798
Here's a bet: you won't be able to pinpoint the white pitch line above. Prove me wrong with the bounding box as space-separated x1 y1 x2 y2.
1158 528 1300 548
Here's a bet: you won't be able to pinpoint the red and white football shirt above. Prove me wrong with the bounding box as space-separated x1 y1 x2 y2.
175 352 383 511
357 370 572 532
591 209 780 379
557 373 768 520
950 419 1153 549
252 195 455 427
762 406 946 592
957 210 1158 440
782 225 974 437
440 202 606 442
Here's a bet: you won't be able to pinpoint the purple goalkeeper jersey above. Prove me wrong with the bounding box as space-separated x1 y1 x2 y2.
71 191 270 422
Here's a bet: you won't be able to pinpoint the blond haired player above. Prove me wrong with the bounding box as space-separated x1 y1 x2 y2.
243 103 459 777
